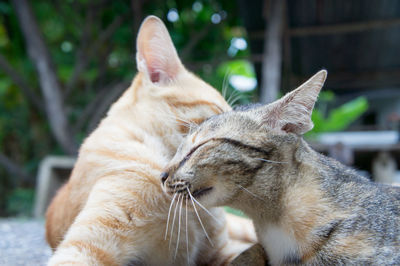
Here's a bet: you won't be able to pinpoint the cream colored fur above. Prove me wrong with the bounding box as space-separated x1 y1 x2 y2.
46 16 256 266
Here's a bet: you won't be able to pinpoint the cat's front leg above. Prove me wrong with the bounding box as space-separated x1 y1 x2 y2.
47 175 173 266
47 179 143 265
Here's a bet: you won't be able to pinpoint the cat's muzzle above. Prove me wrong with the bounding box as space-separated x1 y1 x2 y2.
161 172 191 196
160 171 169 185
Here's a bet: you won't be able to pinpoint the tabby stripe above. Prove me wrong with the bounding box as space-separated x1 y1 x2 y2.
212 137 271 157
77 216 131 232
166 98 222 114
62 240 117 266
301 220 341 262
175 137 271 171
86 148 163 170
177 118 205 133
169 107 207 133
97 216 130 230
54 262 82 265
124 169 163 188
117 123 144 142
177 141 209 168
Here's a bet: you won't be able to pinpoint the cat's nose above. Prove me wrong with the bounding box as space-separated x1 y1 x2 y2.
160 172 169 184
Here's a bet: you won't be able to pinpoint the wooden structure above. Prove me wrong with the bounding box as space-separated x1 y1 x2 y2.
237 0 400 102
33 156 75 217
237 0 400 177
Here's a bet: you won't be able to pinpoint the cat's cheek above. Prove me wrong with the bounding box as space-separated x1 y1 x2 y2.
200 183 231 207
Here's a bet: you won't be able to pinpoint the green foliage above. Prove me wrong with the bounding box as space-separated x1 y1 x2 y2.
0 0 254 216
215 60 257 105
217 60 256 78
224 207 247 218
307 92 369 138
5 188 35 217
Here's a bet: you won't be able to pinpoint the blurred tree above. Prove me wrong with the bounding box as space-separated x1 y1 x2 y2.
0 0 253 216
12 0 77 154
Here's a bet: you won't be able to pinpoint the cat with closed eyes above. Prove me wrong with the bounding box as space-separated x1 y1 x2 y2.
46 16 256 266
163 70 400 265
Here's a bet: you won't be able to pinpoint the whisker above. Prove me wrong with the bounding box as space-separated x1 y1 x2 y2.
236 184 266 203
222 69 232 100
228 93 244 107
166 115 199 134
255 158 288 164
153 110 201 137
227 87 244 106
187 190 220 224
165 193 177 240
156 112 193 128
169 194 181 249
226 89 238 106
187 188 213 246
175 193 184 259
176 118 194 128
185 197 189 266
222 70 228 99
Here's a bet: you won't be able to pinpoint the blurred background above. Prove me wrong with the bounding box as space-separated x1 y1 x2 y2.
0 0 400 218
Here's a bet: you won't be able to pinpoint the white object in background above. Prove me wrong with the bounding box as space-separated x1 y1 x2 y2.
229 75 257 92
317 131 399 148
33 156 76 218
373 152 397 184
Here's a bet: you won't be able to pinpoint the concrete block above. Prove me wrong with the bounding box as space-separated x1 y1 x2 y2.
33 156 75 218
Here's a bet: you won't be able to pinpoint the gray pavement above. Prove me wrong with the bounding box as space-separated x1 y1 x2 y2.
0 219 51 266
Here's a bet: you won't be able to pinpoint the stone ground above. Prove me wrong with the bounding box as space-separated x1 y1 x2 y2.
0 218 51 266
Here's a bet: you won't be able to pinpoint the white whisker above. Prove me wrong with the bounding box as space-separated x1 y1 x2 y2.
169 194 181 249
229 94 244 107
187 188 213 246
226 90 238 106
175 193 184 259
185 197 189 266
255 158 288 164
222 69 232 100
236 184 266 203
187 190 219 224
227 87 245 106
156 112 193 128
165 193 177 240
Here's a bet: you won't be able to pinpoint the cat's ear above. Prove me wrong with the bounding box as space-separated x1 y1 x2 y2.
136 16 184 85
262 70 327 134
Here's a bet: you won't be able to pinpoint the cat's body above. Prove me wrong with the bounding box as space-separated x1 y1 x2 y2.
163 70 400 265
46 16 255 266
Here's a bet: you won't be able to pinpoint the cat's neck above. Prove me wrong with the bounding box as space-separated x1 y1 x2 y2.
231 140 339 265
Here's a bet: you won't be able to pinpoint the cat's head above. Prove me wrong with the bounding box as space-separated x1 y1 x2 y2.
111 16 230 136
161 70 327 207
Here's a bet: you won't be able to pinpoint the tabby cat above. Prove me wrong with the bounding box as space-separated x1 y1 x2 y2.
46 16 255 265
163 70 400 265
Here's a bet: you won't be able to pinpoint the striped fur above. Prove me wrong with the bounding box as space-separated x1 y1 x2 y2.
46 16 255 266
164 70 400 265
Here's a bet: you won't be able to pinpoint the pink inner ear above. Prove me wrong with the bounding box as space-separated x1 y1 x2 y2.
282 123 300 133
150 70 160 83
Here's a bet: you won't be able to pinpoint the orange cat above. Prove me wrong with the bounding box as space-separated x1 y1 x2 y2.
46 16 255 265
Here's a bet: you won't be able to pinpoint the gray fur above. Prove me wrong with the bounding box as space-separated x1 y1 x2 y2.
162 71 400 265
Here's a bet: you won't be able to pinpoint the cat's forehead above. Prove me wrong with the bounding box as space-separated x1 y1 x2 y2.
195 109 260 139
